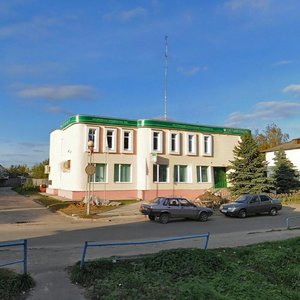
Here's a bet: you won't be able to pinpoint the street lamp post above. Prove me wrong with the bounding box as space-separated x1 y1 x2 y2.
85 140 95 216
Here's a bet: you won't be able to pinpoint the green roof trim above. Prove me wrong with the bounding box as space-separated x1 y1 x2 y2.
60 115 250 136
137 119 250 135
60 115 137 129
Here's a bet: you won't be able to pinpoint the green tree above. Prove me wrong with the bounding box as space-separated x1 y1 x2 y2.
228 132 272 196
30 159 49 179
7 165 30 178
271 149 299 194
0 165 9 179
254 123 289 151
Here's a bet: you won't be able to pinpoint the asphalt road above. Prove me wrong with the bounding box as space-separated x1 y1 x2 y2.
1 187 300 300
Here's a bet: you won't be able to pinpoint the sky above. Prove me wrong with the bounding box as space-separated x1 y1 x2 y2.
1 0 300 168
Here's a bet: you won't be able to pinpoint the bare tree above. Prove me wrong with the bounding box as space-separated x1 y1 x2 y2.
254 123 289 151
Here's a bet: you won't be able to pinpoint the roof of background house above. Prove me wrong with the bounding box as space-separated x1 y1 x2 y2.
263 138 300 152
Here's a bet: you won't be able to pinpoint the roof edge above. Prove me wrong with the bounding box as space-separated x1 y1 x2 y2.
60 114 250 135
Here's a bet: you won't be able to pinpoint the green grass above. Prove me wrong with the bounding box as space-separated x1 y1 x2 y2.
12 186 39 196
32 195 64 207
110 199 140 205
0 269 35 300
31 195 140 218
70 237 300 300
278 192 300 204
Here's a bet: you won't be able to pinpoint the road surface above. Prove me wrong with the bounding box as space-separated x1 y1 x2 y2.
1 187 300 300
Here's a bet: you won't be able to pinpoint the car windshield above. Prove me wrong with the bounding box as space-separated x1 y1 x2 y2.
152 197 165 204
179 199 192 206
235 195 251 203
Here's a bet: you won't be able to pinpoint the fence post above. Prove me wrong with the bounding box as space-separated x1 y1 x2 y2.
80 241 88 269
23 239 28 274
203 233 210 250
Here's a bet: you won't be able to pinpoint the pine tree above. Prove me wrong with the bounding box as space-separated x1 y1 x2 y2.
271 149 299 194
228 132 272 196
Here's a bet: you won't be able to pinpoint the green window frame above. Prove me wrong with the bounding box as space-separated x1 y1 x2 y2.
153 164 168 183
174 165 188 183
90 164 106 183
114 164 131 182
196 166 209 183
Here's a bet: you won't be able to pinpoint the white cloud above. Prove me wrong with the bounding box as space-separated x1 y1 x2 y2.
16 84 96 100
45 105 73 115
272 60 292 67
283 84 300 94
103 7 147 22
226 101 300 127
0 141 49 167
177 66 207 76
225 0 271 11
3 63 65 76
0 16 61 38
120 7 146 20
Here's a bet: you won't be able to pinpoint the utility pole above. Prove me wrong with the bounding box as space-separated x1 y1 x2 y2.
164 35 168 121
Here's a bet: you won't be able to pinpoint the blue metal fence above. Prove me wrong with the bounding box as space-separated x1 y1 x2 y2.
80 233 210 269
0 239 28 274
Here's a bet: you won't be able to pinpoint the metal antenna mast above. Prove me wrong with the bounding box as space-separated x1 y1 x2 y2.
164 35 168 121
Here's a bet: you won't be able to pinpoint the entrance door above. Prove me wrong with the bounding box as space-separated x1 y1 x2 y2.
213 167 227 188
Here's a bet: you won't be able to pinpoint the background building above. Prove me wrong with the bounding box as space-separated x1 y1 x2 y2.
265 138 300 174
47 115 249 201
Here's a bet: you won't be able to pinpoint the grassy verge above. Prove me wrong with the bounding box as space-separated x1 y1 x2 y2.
31 194 139 219
70 237 300 300
13 184 140 219
277 191 300 204
12 186 39 196
0 269 35 300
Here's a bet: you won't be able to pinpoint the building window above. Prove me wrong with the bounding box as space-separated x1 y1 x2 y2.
86 127 99 152
91 164 106 182
114 164 131 182
152 131 162 152
174 165 189 183
169 132 180 154
186 133 196 155
196 166 209 183
88 128 96 143
201 135 213 156
104 128 117 152
153 164 168 183
122 130 133 152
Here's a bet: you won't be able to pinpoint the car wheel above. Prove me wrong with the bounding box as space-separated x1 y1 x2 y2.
148 215 155 221
269 208 277 216
199 212 208 222
159 213 169 224
238 209 247 218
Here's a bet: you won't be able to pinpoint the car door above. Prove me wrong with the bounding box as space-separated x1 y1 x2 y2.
247 195 261 214
259 195 272 213
167 198 181 218
178 198 198 219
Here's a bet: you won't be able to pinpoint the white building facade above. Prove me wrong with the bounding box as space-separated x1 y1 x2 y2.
47 115 249 201
265 138 300 174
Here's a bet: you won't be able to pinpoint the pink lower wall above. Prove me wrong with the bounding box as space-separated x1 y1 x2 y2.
46 188 206 201
46 188 58 196
141 189 206 202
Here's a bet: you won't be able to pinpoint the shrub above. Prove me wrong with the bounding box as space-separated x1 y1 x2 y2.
0 269 35 300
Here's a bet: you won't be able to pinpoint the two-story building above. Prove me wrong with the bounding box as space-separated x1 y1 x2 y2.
47 115 249 201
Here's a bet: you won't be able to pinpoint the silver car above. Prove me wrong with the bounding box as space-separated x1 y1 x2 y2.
140 197 213 224
220 194 282 218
